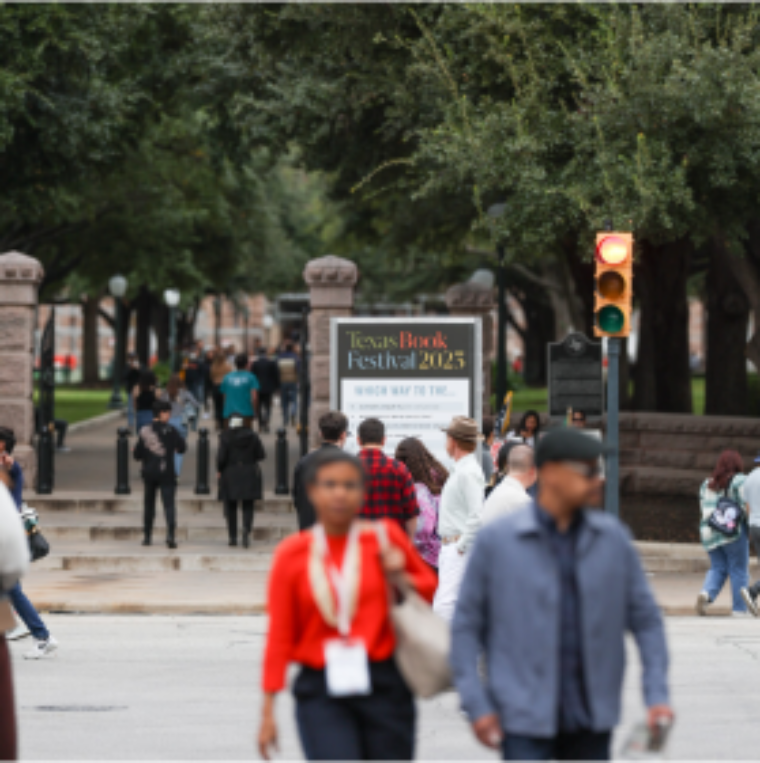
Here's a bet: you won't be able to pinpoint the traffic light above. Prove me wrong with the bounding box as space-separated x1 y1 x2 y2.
594 232 633 338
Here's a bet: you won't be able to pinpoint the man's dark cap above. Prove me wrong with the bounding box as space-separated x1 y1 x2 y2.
535 428 608 468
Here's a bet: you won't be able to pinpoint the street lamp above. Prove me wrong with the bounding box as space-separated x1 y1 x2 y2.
263 314 274 348
108 274 128 410
487 202 509 409
164 288 181 373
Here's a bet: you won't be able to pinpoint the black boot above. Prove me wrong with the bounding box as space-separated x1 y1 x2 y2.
242 533 250 549
229 537 238 547
167 526 177 550
142 536 151 547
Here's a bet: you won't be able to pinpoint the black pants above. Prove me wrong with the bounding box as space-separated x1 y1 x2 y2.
0 636 16 760
212 385 224 429
501 730 611 761
748 527 760 598
294 658 415 761
225 499 254 542
258 392 273 430
143 479 177 541
54 419 68 448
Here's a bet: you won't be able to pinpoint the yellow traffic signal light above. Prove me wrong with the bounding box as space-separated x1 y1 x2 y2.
594 232 633 338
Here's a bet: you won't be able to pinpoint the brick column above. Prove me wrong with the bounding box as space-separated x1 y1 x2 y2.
445 281 495 417
303 256 358 448
0 252 44 483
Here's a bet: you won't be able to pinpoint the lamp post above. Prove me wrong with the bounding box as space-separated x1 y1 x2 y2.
108 274 128 409
488 202 509 408
164 288 181 373
263 314 274 349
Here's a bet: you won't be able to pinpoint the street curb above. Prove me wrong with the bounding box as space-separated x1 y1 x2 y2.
34 602 268 616
68 409 122 434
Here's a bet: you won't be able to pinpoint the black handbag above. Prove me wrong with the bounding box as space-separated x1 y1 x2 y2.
28 529 50 562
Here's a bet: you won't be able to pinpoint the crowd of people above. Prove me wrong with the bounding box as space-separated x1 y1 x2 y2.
272 408 672 761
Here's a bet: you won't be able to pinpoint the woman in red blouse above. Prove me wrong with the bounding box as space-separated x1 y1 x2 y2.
258 448 437 760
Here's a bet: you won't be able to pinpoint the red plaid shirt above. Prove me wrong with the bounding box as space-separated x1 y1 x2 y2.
359 448 420 529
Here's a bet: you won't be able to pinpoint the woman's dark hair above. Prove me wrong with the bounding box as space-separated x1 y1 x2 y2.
139 370 157 393
395 438 449 496
304 449 366 487
518 410 541 439
708 449 745 491
166 374 182 401
497 441 519 474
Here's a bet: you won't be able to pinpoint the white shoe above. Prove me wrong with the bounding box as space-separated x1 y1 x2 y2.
696 591 710 616
6 624 30 641
741 588 759 617
732 611 753 619
23 636 58 660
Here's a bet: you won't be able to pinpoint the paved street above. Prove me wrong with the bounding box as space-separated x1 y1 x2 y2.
9 615 760 760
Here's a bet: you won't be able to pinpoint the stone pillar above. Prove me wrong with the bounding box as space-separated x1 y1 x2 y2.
303 255 358 448
0 252 44 483
445 281 495 417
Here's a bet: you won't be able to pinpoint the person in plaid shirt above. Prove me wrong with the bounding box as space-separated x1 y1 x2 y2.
357 418 419 537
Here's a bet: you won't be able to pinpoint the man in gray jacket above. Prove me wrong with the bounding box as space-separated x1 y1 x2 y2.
451 428 672 760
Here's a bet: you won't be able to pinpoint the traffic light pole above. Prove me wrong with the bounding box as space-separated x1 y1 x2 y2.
497 243 508 405
605 338 620 517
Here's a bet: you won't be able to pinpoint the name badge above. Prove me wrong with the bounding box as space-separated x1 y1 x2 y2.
324 638 371 697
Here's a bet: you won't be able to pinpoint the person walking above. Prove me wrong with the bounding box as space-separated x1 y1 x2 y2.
133 369 159 432
0 472 29 761
451 428 672 761
481 416 495 481
251 347 280 434
183 349 206 410
485 441 517 500
0 428 58 659
481 444 535 525
124 354 142 432
160 375 200 479
395 437 448 574
696 449 750 617
356 418 419 536
209 349 233 430
133 400 187 549
434 416 485 623
217 415 266 548
221 353 259 429
277 342 300 428
292 411 349 531
257 449 437 761
741 452 760 615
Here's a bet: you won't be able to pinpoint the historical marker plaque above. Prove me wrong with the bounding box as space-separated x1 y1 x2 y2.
548 332 603 418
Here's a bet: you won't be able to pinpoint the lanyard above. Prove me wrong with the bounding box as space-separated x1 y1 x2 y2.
312 524 361 637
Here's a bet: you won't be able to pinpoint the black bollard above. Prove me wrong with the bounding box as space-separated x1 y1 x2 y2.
195 428 211 495
36 426 54 495
115 427 131 495
275 428 289 495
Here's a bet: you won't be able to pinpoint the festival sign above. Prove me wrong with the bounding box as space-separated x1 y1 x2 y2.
330 318 482 461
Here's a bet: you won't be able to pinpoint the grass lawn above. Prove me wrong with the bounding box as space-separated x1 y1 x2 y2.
35 388 113 425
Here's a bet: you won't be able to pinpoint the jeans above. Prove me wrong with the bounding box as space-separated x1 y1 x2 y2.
502 731 611 761
136 410 153 432
9 582 49 640
294 659 415 760
281 383 298 427
143 480 177 542
703 530 749 612
747 526 760 598
127 394 135 429
258 392 273 431
169 417 187 476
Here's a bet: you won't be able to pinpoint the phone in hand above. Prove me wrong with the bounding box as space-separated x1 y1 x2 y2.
620 718 673 759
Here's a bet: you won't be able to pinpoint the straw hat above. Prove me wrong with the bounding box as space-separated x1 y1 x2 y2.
441 416 482 443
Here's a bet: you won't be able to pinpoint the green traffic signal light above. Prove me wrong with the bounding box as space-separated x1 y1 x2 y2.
597 305 625 334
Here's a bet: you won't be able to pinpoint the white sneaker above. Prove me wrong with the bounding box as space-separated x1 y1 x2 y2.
23 636 58 660
6 624 30 641
696 591 710 616
732 611 753 619
741 588 759 617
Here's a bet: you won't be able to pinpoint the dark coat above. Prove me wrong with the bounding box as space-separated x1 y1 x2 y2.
133 421 186 483
217 427 266 501
251 356 280 395
292 442 339 531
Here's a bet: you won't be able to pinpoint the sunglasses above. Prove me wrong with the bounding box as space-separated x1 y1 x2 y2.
315 480 363 491
561 461 601 479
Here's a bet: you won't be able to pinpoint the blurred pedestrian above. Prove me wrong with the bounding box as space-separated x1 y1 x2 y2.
257 449 437 761
277 342 300 428
434 416 484 622
134 400 186 549
481 444 535 525
481 416 495 481
124 354 142 431
160 375 200 478
507 410 541 448
452 428 672 761
741 451 760 616
221 353 259 428
209 349 232 430
570 409 587 429
696 449 750 617
251 347 280 434
484 441 517 500
292 411 348 531
183 350 206 414
133 370 159 432
395 437 448 574
218 415 266 548
357 418 419 536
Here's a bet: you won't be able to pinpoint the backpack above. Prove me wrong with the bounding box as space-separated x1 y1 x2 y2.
707 481 745 538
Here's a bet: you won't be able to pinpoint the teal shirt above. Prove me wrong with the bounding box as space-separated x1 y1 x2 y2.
221 371 259 418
